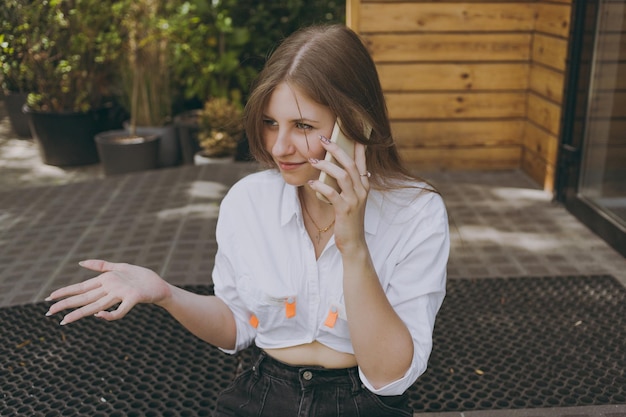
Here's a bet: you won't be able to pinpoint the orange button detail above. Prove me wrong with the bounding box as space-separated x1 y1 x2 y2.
285 298 296 319
324 307 338 328
249 314 259 328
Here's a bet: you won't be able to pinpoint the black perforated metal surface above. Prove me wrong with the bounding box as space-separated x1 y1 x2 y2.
411 275 626 412
2 275 625 416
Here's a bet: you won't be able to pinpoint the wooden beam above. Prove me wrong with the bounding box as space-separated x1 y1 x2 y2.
378 63 530 91
364 33 532 62
535 3 571 38
386 92 527 119
529 63 565 103
360 3 535 33
532 33 568 71
392 120 524 147
527 93 563 136
523 121 559 166
400 146 522 170
345 0 359 30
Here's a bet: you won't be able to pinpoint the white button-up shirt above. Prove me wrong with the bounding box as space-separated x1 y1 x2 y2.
213 170 449 395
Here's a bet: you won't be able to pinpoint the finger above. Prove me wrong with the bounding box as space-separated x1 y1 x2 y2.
46 285 107 316
354 143 368 182
319 137 363 193
79 259 121 273
59 294 121 325
95 298 135 321
45 276 103 302
320 136 359 177
309 178 342 206
310 161 353 205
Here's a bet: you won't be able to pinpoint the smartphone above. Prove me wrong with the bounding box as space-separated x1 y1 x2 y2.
316 119 372 204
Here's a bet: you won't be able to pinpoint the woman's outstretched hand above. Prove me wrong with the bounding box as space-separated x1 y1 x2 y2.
45 260 171 325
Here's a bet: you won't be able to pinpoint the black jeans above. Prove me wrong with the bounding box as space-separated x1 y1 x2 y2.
213 351 412 417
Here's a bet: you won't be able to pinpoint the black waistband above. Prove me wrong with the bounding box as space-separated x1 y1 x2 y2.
253 351 363 392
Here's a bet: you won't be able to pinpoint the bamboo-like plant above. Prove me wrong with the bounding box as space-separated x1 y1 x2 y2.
118 0 172 135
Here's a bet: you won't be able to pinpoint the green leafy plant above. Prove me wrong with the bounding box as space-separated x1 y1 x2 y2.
0 0 36 94
166 0 344 112
168 0 255 109
22 0 124 112
197 96 243 157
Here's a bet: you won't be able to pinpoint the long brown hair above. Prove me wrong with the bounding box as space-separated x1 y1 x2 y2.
244 24 425 190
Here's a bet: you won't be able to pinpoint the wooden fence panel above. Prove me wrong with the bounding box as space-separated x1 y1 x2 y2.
349 0 573 179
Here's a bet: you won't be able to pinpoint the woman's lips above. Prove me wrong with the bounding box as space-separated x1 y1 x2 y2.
278 161 306 171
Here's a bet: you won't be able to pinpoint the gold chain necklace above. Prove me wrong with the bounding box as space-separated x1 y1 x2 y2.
301 200 335 244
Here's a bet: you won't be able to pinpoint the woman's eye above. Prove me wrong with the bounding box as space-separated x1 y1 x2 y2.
295 122 313 130
263 119 277 127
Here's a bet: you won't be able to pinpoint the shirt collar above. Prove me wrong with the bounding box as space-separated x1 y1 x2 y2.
279 182 381 236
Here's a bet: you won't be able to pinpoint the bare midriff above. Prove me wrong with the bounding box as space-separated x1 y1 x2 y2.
264 340 358 369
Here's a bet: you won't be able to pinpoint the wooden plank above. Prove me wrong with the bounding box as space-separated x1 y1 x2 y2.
605 146 626 171
606 119 626 145
346 0 359 29
543 0 572 5
589 91 626 118
594 33 626 61
532 33 568 71
594 62 626 90
377 63 529 91
361 0 532 4
391 120 524 147
361 0 547 3
529 63 565 103
585 118 626 148
386 92 527 119
400 146 522 170
527 93 563 136
523 121 559 166
364 33 532 62
535 3 571 38
584 139 626 168
600 3 626 32
521 148 556 192
360 3 535 33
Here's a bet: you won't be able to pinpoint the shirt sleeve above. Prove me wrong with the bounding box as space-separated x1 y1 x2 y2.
359 195 449 396
212 190 257 354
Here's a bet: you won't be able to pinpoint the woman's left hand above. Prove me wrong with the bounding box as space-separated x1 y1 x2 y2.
309 138 370 254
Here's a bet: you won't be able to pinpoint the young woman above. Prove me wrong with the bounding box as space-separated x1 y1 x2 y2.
45 24 449 416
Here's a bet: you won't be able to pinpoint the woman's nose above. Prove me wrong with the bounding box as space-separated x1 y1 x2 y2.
272 129 295 156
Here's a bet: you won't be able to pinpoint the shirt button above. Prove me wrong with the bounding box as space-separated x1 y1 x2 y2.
302 371 313 381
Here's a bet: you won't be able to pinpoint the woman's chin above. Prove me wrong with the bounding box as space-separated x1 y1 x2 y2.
279 170 318 187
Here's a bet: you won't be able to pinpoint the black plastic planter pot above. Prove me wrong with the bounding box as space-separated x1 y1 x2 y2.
4 92 31 138
173 110 201 165
123 123 181 168
24 105 114 166
95 130 160 176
